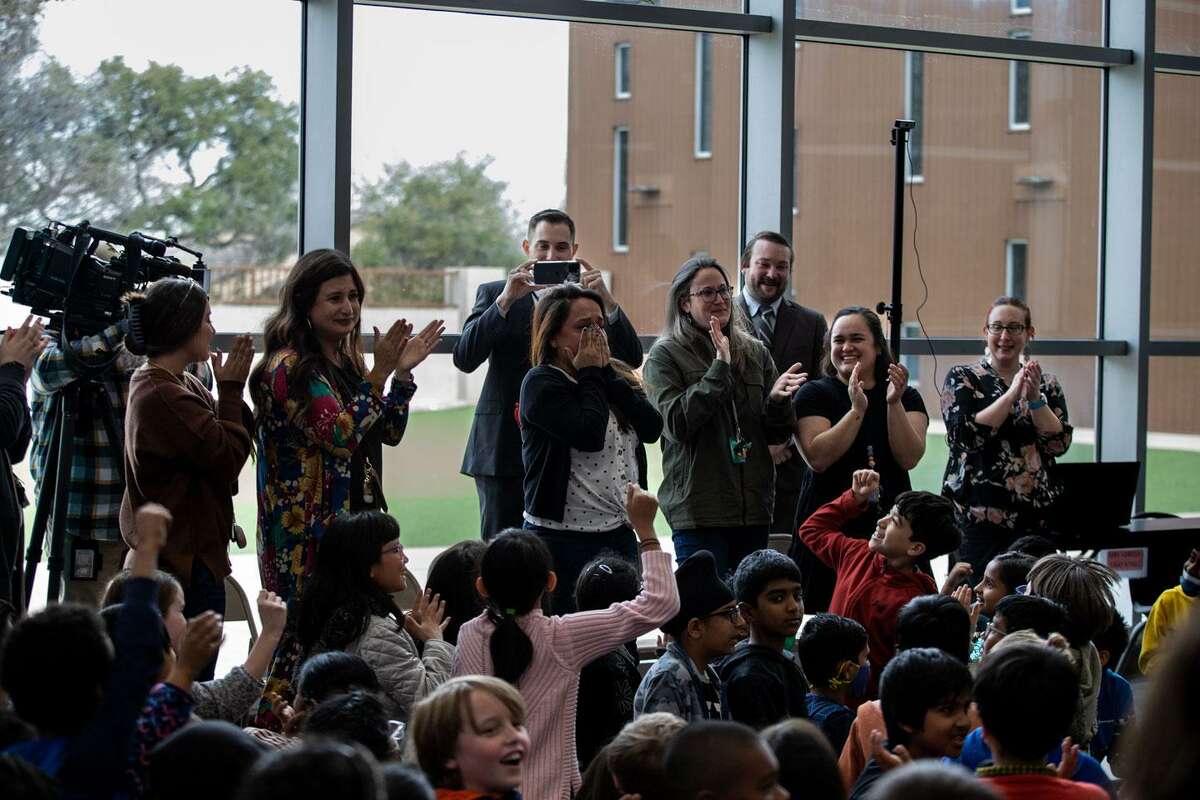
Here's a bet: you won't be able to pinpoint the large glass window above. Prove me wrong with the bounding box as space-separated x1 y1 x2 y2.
792 44 1102 344
694 32 714 158
1157 0 1200 56
613 127 630 251
796 0 1103 45
905 51 925 180
1151 73 1200 341
1009 32 1032 131
1146 359 1200 512
1006 239 1028 298
615 42 632 99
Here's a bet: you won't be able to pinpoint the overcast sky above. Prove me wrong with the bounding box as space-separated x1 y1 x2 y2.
37 0 570 219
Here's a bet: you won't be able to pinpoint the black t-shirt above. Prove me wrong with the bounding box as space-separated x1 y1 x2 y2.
792 375 927 537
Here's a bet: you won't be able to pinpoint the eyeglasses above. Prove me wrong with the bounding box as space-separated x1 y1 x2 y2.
689 285 733 303
381 542 405 557
985 622 1008 639
701 606 742 624
986 322 1027 335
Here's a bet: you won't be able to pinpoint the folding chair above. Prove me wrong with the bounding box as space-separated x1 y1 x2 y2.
224 574 259 651
392 567 422 611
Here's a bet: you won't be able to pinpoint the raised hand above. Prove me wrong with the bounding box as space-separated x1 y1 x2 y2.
578 258 617 313
367 319 413 390
396 319 445 377
130 502 172 577
940 562 973 594
769 362 807 403
951 584 984 628
709 316 731 364
211 333 254 385
404 590 448 643
257 590 288 639
848 362 868 415
1023 359 1044 401
1055 737 1080 780
573 326 610 370
869 729 913 773
0 315 48 372
885 363 909 405
851 469 881 507
497 260 545 313
174 611 224 684
626 482 660 540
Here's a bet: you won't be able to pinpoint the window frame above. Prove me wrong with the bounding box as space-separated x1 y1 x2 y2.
612 125 630 253
694 31 713 159
614 41 631 100
1006 239 1029 299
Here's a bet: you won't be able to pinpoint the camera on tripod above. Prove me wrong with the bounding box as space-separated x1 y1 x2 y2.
1 219 206 334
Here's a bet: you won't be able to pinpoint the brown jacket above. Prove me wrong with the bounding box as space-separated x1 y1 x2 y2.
120 364 252 584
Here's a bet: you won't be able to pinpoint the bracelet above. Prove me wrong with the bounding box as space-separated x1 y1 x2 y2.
637 538 660 550
1028 396 1047 410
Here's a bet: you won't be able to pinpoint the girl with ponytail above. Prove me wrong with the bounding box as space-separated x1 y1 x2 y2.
453 485 679 800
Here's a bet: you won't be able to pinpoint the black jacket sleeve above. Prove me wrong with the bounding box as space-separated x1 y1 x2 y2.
608 307 644 369
603 368 663 445
0 363 31 462
521 366 611 452
453 282 507 373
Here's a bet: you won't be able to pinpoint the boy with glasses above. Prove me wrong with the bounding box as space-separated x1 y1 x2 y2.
634 550 740 722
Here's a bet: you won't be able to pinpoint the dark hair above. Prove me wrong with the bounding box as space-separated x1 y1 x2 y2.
295 511 404 654
577 750 621 800
575 553 640 613
526 208 576 242
896 594 972 663
990 295 1033 328
988 551 1036 596
295 651 382 704
662 256 759 373
797 613 868 687
895 491 960 559
739 230 794 272
869 761 1001 800
529 283 606 367
761 719 842 800
0 603 115 735
0 710 35 750
480 530 554 685
425 540 487 646
993 595 1069 640
381 763 435 800
822 306 893 384
1008 534 1059 560
1093 612 1130 664
124 277 208 357
1027 554 1119 646
974 642 1078 761
235 740 381 800
302 690 393 762
731 549 802 606
0 754 59 800
249 249 367 436
1121 611 1200 800
663 720 767 800
879 648 973 748
103 568 184 618
147 721 266 800
101 603 170 655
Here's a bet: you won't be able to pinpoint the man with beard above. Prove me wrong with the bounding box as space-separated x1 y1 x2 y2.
735 231 827 539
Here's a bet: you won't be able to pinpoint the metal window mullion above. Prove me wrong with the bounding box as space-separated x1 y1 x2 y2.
1154 52 1200 76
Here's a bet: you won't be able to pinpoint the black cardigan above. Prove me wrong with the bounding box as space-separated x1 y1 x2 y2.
519 364 663 524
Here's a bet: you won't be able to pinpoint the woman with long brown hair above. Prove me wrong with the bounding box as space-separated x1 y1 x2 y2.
249 249 442 601
518 283 662 613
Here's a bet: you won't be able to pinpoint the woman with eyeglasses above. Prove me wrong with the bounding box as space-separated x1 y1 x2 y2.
643 257 805 578
790 306 929 613
941 296 1072 581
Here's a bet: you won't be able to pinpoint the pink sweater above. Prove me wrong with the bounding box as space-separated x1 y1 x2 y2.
453 548 679 800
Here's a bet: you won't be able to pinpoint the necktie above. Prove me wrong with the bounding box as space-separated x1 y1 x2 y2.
755 306 776 344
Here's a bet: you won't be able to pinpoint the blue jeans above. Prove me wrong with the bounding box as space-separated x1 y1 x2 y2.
524 523 638 615
672 526 769 580
182 559 227 682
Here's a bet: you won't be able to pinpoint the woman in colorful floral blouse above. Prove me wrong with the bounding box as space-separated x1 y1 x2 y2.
940 296 1072 581
249 249 443 602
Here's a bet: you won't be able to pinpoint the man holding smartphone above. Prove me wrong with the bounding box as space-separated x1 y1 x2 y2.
453 208 643 540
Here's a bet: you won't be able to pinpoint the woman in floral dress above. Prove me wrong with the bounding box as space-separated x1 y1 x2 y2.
249 249 442 602
941 296 1072 580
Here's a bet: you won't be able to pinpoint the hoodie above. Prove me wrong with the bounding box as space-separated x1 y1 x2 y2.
718 641 810 730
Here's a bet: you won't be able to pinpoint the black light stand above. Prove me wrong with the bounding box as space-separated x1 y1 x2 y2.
876 118 915 358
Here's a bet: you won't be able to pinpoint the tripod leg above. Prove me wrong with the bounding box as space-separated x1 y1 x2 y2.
23 397 64 606
46 386 79 604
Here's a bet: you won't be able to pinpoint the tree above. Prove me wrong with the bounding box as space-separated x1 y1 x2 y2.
352 153 522 269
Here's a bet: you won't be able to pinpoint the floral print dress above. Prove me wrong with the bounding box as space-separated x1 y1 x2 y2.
255 349 415 602
940 359 1072 556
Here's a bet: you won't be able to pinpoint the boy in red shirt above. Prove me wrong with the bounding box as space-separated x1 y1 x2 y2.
797 469 960 697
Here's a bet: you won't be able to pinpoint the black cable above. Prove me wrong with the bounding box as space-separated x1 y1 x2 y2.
905 138 941 400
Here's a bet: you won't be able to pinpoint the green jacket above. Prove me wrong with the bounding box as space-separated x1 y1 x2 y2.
644 335 796 530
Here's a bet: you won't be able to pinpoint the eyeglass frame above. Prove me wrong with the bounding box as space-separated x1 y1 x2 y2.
986 322 1028 335
699 605 742 624
688 284 733 303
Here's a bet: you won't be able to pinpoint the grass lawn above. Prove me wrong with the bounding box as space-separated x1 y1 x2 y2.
34 405 1200 554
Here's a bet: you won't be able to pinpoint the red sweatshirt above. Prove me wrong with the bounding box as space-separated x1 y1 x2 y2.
797 490 936 697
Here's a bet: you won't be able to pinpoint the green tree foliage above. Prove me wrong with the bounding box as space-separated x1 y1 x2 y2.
352 153 522 269
0 1 298 265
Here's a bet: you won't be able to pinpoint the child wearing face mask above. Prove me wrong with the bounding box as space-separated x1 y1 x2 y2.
798 613 870 753
1138 548 1200 675
411 676 531 800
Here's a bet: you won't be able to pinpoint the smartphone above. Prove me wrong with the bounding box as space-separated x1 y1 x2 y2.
533 260 581 286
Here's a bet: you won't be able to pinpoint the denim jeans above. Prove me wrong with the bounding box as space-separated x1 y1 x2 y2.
671 525 769 580
182 559 227 681
524 523 638 615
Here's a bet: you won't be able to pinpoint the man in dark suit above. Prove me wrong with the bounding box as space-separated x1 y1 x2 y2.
453 209 644 540
735 230 827 540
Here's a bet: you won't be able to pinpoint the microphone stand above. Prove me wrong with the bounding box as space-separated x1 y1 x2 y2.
877 118 915 357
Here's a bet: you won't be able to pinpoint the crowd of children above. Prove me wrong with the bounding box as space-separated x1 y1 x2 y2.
1 471 1198 800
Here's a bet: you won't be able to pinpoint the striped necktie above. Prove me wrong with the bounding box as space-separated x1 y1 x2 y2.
755 306 776 344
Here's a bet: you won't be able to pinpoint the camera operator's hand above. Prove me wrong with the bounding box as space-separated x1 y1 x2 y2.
394 319 445 382
211 334 254 386
578 259 617 315
130 503 171 578
497 261 546 314
367 319 412 392
0 315 48 375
